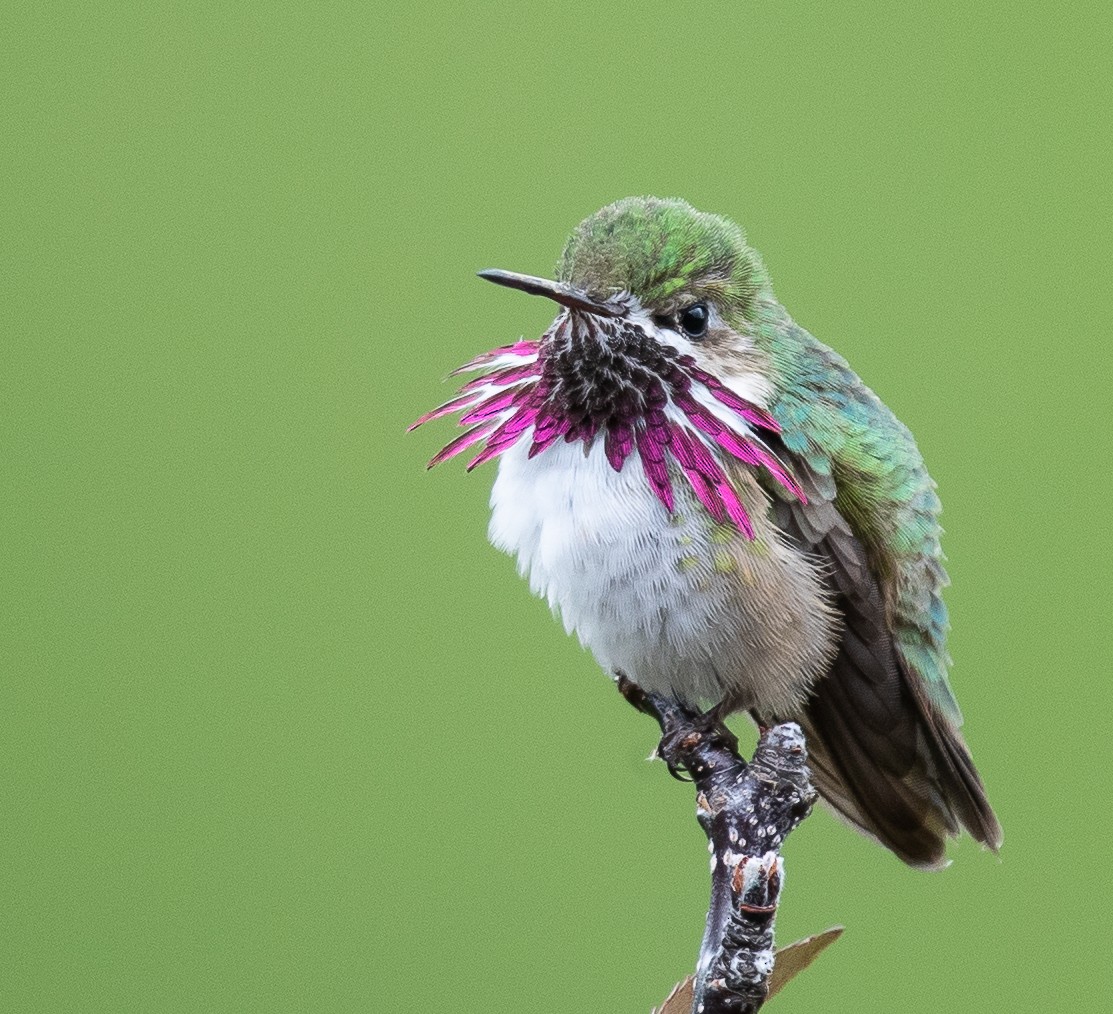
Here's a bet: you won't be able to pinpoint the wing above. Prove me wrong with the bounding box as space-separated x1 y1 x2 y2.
761 325 1002 868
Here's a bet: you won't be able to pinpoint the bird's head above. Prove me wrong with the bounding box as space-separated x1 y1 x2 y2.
411 197 802 537
558 195 767 350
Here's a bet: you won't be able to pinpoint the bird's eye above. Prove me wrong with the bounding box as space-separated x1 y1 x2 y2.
679 303 709 338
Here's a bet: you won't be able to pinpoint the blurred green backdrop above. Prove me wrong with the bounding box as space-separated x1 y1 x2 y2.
3 2 1111 1011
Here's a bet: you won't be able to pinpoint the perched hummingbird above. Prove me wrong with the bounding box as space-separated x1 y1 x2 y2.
412 197 1001 868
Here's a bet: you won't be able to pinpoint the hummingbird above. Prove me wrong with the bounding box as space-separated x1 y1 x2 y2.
411 197 1001 868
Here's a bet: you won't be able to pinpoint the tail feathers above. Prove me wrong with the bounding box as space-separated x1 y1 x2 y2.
797 681 1002 869
910 681 1003 854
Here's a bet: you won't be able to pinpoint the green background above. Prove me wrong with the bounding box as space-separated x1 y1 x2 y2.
3 3 1110 1011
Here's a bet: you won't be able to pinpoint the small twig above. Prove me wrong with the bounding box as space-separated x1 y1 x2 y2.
618 676 816 1014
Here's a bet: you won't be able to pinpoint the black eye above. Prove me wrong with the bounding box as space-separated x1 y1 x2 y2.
679 303 709 338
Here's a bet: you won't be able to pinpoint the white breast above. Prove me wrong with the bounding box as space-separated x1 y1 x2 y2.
488 435 838 713
489 438 736 705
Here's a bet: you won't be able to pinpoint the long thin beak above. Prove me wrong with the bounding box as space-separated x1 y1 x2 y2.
477 269 622 317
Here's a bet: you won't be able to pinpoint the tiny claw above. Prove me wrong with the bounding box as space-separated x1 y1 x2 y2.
657 727 706 779
668 765 693 783
659 749 694 783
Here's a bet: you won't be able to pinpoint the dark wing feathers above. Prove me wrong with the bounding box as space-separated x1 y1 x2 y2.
764 451 1001 868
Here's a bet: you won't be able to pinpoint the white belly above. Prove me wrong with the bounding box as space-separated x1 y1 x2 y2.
488 438 836 712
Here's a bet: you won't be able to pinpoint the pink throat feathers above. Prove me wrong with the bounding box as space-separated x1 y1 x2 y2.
410 311 805 539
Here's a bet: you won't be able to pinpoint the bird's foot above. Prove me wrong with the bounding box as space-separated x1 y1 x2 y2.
656 710 739 780
615 674 739 780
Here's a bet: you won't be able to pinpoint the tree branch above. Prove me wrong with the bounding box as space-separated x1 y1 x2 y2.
618 676 817 1014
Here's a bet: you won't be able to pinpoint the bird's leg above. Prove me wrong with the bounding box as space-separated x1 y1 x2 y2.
615 674 738 780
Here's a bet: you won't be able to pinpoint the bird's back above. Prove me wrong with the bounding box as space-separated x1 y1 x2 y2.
762 313 1002 866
